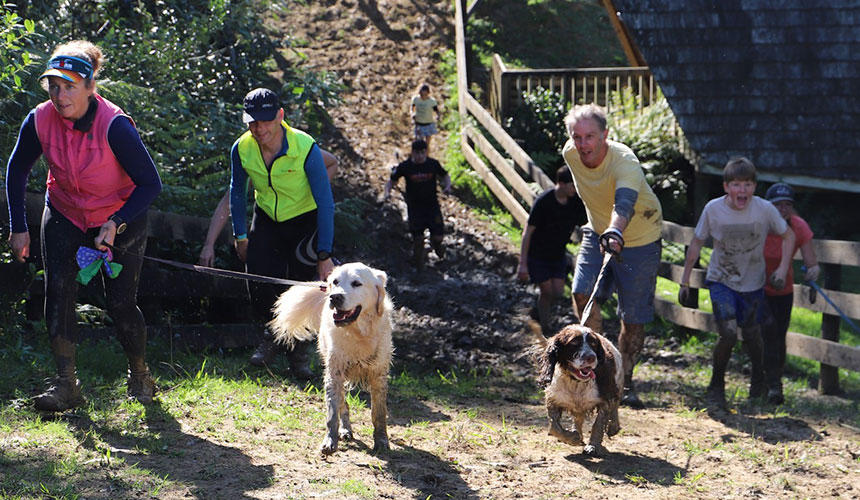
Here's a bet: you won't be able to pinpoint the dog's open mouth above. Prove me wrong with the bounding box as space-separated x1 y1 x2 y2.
332 305 362 326
572 367 596 381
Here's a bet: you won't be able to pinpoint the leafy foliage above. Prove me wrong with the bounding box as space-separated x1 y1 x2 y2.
503 85 695 224
606 87 695 225
4 0 342 216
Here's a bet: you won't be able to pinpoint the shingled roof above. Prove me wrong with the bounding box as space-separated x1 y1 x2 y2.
610 0 860 192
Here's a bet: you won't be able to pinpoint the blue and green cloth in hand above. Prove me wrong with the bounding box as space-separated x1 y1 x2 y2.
75 246 122 285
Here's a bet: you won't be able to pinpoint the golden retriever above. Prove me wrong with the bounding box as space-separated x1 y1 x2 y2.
268 262 393 455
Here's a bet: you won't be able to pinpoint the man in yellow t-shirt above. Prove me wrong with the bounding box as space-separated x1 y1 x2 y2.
561 104 663 409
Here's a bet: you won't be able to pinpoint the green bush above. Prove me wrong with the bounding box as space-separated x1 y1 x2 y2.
504 86 569 175
606 87 695 225
503 85 695 224
4 0 342 216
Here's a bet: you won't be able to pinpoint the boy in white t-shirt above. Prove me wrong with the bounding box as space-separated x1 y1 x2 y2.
679 157 795 408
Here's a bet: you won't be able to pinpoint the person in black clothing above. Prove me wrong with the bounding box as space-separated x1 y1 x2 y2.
517 166 583 336
382 139 452 270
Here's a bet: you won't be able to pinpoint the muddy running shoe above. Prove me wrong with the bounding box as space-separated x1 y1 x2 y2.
250 338 280 366
34 377 84 412
621 386 645 409
767 386 784 405
705 383 726 409
288 345 314 380
748 381 767 401
128 369 157 404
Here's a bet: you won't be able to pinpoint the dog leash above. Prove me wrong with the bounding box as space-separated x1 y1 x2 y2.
580 252 613 325
803 276 860 335
103 243 326 289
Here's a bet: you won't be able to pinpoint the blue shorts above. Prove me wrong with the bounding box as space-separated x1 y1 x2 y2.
707 281 768 327
571 228 661 324
414 122 438 138
527 256 567 284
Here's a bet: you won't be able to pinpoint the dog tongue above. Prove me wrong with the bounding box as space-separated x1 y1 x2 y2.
333 308 354 321
579 368 595 380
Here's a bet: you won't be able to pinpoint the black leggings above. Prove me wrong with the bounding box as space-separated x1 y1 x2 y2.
246 207 319 324
41 204 148 360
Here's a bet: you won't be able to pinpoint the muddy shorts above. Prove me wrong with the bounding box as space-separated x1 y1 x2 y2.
707 281 768 327
408 205 444 236
571 227 661 324
527 256 567 284
414 122 438 138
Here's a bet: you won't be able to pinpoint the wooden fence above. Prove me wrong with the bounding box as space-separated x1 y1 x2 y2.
489 53 656 123
454 0 859 393
0 191 257 348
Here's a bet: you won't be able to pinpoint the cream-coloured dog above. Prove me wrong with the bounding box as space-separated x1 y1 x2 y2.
268 262 393 455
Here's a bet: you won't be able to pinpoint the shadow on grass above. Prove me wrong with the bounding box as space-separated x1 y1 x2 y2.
67 400 274 498
567 449 684 487
382 443 480 500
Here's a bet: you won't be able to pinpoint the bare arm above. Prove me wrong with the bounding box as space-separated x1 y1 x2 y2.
517 225 536 281
680 236 705 287
441 173 452 194
198 191 230 266
771 226 796 287
799 239 819 281
321 148 339 180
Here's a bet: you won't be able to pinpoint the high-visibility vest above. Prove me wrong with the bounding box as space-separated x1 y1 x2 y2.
236 122 317 222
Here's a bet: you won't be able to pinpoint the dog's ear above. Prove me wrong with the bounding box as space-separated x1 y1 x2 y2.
373 269 388 316
538 339 559 388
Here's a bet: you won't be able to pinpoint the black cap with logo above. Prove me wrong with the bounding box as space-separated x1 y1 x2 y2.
242 88 279 123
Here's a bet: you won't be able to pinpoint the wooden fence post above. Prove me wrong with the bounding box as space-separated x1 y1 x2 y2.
818 262 842 394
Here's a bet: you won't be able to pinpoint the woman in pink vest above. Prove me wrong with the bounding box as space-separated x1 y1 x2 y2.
5 40 162 411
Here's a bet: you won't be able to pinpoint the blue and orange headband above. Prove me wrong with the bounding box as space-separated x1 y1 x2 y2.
39 55 94 83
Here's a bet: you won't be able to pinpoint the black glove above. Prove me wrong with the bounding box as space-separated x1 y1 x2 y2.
678 285 692 307
599 228 624 256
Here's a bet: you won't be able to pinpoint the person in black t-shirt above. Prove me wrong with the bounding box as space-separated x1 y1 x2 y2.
517 166 584 336
383 139 452 270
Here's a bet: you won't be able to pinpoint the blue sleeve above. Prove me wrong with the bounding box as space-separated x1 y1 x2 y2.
5 111 42 233
107 117 162 223
304 144 334 252
229 141 249 237
614 187 638 220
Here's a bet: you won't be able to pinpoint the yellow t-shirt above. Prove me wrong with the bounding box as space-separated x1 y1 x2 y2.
561 139 663 247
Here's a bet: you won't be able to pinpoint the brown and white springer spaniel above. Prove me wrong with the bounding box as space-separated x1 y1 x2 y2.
537 324 624 455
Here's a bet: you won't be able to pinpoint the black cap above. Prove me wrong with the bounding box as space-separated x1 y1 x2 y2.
766 182 794 203
242 88 279 123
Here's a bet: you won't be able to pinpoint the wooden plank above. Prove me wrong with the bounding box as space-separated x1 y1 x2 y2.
454 0 468 120
466 0 482 16
657 299 860 371
657 262 707 289
792 284 860 319
786 331 860 371
78 323 261 349
465 125 537 206
600 0 647 67
810 239 860 267
460 136 529 227
654 298 717 331
661 220 696 245
464 93 554 190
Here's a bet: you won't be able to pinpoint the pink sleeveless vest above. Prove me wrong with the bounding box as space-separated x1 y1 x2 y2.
35 94 136 232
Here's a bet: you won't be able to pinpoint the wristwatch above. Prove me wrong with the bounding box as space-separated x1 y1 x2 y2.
317 250 331 262
109 214 127 234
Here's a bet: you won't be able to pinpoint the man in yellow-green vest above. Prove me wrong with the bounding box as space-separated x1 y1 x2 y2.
229 88 335 377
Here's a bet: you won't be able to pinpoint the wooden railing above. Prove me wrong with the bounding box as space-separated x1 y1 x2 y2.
454 0 859 392
489 53 656 123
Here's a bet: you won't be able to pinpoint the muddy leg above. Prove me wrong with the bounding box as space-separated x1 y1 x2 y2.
370 375 389 453
547 404 583 445
321 372 344 455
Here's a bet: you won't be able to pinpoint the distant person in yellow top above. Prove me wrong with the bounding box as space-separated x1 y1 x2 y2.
561 103 664 409
411 83 441 151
